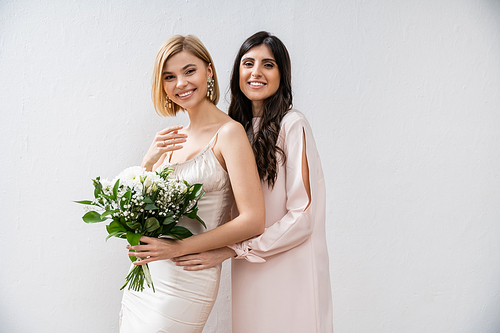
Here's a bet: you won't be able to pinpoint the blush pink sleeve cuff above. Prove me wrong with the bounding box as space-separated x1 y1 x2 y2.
227 244 266 263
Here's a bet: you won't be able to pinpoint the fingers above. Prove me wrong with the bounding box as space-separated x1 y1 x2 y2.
171 256 212 271
154 131 187 153
173 258 201 266
157 125 183 135
171 254 200 262
143 126 187 167
158 131 187 141
140 236 155 243
156 131 187 142
182 264 207 271
126 236 176 263
133 257 154 265
128 249 149 257
126 237 156 257
155 138 186 151
127 244 148 252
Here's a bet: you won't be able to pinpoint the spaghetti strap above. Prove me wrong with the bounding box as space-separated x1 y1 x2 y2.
208 120 235 147
162 120 235 168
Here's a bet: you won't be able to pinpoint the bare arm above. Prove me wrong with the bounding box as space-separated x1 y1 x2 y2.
171 247 236 270
128 121 265 263
175 128 311 270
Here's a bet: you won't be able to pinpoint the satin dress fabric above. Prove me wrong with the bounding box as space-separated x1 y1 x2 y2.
229 110 334 333
120 122 234 333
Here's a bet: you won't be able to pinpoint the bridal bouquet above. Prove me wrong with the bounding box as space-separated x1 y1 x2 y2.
76 166 205 292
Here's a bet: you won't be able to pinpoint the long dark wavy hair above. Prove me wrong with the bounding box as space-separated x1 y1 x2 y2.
229 31 293 187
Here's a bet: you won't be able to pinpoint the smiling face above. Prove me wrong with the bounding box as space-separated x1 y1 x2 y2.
162 50 212 111
239 44 281 115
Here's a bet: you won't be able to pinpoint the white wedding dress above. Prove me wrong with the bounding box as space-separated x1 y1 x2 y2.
120 122 234 333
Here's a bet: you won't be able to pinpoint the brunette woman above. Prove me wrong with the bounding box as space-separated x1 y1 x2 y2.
173 31 334 332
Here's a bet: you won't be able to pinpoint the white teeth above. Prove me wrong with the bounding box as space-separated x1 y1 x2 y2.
249 82 265 86
179 90 193 97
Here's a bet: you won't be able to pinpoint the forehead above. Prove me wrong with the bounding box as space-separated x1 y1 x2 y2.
241 44 275 60
163 50 205 72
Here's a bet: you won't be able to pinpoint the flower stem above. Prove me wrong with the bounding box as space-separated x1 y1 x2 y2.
120 260 155 292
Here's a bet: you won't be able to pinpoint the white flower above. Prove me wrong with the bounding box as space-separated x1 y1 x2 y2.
117 166 145 181
143 174 161 193
101 179 112 190
113 166 147 191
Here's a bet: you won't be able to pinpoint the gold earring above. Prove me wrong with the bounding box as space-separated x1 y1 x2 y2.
207 77 214 101
165 95 172 109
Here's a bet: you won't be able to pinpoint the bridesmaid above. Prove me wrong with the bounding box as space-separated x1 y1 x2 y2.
120 35 265 333
172 31 334 332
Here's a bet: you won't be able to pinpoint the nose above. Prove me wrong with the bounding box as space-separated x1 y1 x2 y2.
176 75 188 89
250 66 262 78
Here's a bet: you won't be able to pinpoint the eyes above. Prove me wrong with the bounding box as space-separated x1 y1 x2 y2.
241 60 276 69
163 67 197 81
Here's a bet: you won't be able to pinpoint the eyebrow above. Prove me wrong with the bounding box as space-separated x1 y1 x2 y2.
163 63 197 74
241 57 277 63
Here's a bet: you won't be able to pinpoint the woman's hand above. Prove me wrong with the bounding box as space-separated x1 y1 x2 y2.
141 125 187 171
127 236 182 265
171 247 236 271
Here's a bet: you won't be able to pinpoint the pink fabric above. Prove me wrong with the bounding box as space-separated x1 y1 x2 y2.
229 110 333 333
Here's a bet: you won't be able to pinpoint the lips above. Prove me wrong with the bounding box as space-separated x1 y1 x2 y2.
248 81 266 88
177 89 195 99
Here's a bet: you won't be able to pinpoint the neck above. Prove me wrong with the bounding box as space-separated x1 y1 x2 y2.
185 98 219 130
251 100 264 117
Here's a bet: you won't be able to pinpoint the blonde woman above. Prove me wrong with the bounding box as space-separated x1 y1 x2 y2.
119 35 264 333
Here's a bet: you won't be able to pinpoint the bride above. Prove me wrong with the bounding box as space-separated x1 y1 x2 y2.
119 35 265 333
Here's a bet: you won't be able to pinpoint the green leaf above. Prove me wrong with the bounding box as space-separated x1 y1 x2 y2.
184 209 206 228
145 217 160 232
126 221 142 230
196 215 206 228
188 184 204 199
162 215 175 225
145 203 158 210
197 192 205 201
82 211 106 223
101 193 114 200
100 209 118 218
126 232 141 246
93 177 103 198
128 251 137 262
106 220 127 234
105 231 126 241
143 196 154 204
158 167 173 179
125 232 141 263
170 226 193 239
74 200 93 205
125 190 132 203
112 179 120 199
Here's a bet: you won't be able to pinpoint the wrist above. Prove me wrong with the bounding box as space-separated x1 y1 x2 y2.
141 159 154 171
225 246 237 258
175 238 189 258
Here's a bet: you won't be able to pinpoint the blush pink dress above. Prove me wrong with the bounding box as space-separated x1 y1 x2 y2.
229 110 333 333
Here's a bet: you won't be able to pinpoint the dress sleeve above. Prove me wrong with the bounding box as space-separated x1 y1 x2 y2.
228 114 318 262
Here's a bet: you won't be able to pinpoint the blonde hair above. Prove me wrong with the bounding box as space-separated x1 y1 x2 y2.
151 35 220 116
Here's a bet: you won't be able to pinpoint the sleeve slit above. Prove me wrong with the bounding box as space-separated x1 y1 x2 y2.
301 128 312 210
